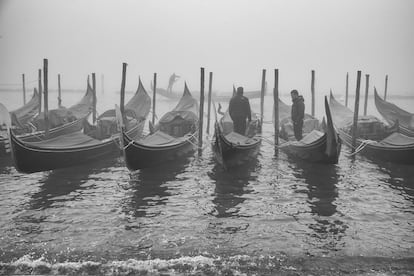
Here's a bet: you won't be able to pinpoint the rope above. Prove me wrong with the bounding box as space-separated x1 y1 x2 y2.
346 139 376 157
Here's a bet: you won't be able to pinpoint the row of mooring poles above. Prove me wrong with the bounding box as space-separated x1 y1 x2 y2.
344 73 389 108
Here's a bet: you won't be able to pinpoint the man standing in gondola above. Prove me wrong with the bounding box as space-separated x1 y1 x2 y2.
291 89 305 141
229 86 251 135
167 73 180 93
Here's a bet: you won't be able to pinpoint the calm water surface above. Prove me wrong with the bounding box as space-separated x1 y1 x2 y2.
0 91 413 275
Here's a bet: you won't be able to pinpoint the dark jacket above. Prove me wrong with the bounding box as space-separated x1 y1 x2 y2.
229 95 251 121
291 96 305 123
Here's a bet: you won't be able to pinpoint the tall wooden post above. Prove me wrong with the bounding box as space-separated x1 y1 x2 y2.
92 73 97 124
120 63 127 125
345 72 349 107
260 69 266 131
22 74 26 104
198 67 205 156
206 72 213 134
152 73 157 126
311 70 315 117
384 74 388 100
363 74 369 116
58 74 62 108
274 69 279 153
351 71 362 153
38 69 42 114
43 59 49 138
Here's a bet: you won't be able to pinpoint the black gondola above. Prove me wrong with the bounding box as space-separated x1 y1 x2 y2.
278 96 341 164
10 80 151 173
374 89 414 137
212 100 262 169
329 92 414 164
121 83 199 170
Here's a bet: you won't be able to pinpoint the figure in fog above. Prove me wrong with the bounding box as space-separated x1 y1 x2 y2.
167 73 180 93
229 86 251 135
290 89 305 140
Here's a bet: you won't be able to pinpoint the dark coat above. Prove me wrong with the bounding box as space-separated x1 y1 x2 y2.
229 95 251 121
291 96 305 123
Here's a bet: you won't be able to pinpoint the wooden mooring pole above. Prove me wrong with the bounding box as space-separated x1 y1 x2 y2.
120 63 127 124
260 69 266 130
152 73 157 126
351 71 362 153
43 59 49 138
198 67 205 156
311 70 315 117
363 74 369 116
58 74 62 108
92 73 97 124
345 72 349 107
38 69 42 114
206 72 213 135
22 74 26 105
384 74 388 100
274 69 279 154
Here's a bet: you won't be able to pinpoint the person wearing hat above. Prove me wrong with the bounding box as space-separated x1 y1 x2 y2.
290 89 305 140
229 86 251 135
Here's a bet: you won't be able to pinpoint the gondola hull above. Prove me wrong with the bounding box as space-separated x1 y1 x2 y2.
122 132 195 170
279 134 341 164
212 123 261 169
338 129 414 164
10 121 144 173
278 96 341 164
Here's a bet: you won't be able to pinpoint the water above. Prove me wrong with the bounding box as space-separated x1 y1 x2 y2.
0 90 413 275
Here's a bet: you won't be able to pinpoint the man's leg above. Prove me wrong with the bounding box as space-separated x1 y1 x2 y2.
294 120 303 140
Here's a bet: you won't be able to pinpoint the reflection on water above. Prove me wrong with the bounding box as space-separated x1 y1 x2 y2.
29 158 121 211
290 160 348 252
376 161 414 206
122 155 192 219
208 160 257 218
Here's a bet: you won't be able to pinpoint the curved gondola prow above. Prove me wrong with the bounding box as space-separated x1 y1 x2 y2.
324 95 340 160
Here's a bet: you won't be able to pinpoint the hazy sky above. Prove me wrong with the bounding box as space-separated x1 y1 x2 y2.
0 0 413 96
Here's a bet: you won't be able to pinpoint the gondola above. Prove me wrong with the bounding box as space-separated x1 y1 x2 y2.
10 79 151 173
329 92 414 164
121 83 199 170
374 89 414 137
278 96 341 164
212 102 262 169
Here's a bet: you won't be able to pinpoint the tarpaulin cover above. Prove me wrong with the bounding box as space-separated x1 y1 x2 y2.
67 83 94 119
31 107 77 130
125 79 151 119
140 130 189 146
374 90 414 130
378 132 414 147
10 88 40 126
27 131 102 149
158 85 198 125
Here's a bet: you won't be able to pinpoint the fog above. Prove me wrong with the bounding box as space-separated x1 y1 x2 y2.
1 0 413 97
